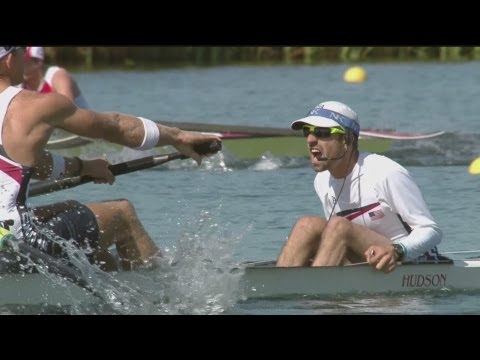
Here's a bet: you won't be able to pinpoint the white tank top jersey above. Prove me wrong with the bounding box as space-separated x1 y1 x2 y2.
0 87 34 237
314 152 442 260
44 66 90 109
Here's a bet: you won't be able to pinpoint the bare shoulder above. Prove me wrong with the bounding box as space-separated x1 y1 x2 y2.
10 90 76 126
50 67 81 98
52 67 73 82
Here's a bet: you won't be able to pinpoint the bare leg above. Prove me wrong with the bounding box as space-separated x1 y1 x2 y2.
312 216 392 266
33 201 120 271
86 199 159 270
277 216 327 267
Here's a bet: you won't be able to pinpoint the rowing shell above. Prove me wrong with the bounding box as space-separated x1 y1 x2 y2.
159 121 445 160
0 272 91 306
0 255 478 307
45 120 445 159
239 258 480 298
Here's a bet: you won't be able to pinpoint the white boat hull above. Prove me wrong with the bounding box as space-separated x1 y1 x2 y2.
240 260 480 298
0 273 93 306
2 258 477 308
0 270 147 308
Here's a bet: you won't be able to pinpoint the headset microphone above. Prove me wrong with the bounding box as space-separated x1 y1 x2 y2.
317 143 348 161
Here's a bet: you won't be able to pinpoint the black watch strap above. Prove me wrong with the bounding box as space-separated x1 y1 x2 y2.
393 243 405 261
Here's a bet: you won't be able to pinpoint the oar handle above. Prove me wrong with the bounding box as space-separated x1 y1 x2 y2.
104 140 222 176
106 140 222 176
28 140 222 197
108 153 181 176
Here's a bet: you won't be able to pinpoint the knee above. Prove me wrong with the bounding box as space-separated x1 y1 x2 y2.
323 216 351 239
112 198 135 217
294 216 326 235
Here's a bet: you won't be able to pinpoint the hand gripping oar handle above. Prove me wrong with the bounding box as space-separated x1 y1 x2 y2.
29 140 222 197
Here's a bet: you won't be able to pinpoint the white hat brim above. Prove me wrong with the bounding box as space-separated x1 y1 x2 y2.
291 116 340 130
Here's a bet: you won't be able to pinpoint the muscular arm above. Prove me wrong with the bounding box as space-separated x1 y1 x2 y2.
48 98 180 148
39 92 220 162
377 169 442 260
3 91 219 170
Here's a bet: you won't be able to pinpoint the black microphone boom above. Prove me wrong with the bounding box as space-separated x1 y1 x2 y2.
318 147 348 161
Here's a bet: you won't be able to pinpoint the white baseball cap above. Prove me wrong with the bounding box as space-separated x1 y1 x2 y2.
291 101 360 137
25 46 45 60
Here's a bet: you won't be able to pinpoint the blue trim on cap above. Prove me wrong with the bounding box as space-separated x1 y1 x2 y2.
307 108 360 136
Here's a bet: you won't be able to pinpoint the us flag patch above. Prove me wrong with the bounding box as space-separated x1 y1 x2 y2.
368 210 385 221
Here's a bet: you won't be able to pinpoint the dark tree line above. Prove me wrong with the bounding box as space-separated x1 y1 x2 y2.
44 47 480 69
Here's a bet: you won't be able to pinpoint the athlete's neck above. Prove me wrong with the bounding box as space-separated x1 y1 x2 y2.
330 149 359 179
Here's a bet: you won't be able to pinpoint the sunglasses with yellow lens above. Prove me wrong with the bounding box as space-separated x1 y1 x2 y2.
302 125 346 138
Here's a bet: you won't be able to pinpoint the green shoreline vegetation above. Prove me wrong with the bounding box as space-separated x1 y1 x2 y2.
44 47 480 71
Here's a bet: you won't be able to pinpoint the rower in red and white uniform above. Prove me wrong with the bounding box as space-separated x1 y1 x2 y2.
21 46 89 108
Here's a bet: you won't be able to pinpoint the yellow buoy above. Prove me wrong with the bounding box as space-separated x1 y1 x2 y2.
343 66 367 84
468 157 480 175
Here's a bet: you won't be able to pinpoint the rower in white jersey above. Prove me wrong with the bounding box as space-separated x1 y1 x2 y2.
0 46 220 272
20 46 91 149
277 101 443 273
21 46 89 108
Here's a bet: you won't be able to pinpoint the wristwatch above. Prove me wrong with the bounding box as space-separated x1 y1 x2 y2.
393 243 405 261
